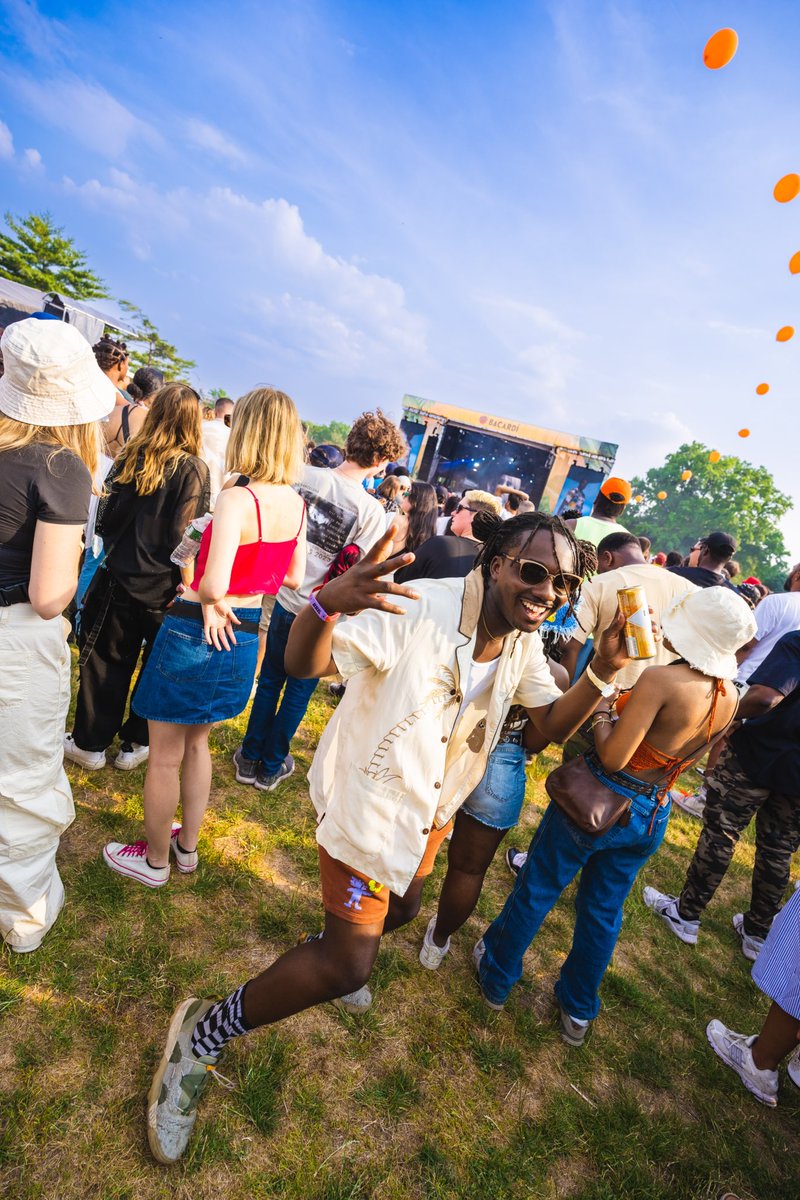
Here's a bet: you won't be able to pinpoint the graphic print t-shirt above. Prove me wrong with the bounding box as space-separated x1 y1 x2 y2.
277 465 387 615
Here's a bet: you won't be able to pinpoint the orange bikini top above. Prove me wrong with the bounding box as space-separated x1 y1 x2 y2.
615 678 726 788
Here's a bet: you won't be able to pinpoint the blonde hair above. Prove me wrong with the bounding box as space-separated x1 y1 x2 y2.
226 388 304 484
464 489 503 517
0 414 102 490
115 383 202 496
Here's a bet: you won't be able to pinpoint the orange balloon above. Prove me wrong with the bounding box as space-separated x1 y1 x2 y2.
680 470 692 481
789 251 800 274
777 325 795 342
703 28 738 69
709 450 721 463
774 174 800 203
634 494 643 503
755 383 769 395
738 428 750 437
657 491 667 500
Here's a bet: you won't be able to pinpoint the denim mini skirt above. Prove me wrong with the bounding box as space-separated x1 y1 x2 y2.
132 609 259 725
462 740 527 830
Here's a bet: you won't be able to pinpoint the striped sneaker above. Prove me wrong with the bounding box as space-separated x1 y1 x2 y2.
170 825 198 874
103 841 169 888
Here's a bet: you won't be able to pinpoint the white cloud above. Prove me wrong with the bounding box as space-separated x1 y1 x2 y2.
185 119 247 166
11 74 159 156
23 147 43 169
472 292 582 393
64 170 427 385
0 120 13 159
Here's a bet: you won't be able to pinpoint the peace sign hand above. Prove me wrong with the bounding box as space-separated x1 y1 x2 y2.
315 526 420 617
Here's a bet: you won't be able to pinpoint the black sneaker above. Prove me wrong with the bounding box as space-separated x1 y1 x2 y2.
505 846 526 877
329 682 347 698
233 747 258 785
254 754 295 792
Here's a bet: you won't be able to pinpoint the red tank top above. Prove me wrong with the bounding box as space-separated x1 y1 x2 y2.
190 486 305 597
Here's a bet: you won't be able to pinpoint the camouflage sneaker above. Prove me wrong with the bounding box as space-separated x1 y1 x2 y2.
147 997 234 1164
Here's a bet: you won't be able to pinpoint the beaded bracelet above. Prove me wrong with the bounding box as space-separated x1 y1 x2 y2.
309 586 339 623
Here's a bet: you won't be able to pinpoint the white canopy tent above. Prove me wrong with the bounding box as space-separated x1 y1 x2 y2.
0 275 133 344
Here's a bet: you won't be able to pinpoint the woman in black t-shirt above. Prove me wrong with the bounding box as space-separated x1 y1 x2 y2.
0 318 115 953
65 385 210 771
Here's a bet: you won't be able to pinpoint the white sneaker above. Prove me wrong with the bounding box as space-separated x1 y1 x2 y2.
103 840 170 888
672 789 706 819
558 1003 590 1048
331 985 373 1014
419 916 451 969
147 996 232 1163
64 733 106 770
706 1019 778 1106
642 886 700 945
170 824 198 874
732 913 766 962
787 1046 800 1089
114 741 149 770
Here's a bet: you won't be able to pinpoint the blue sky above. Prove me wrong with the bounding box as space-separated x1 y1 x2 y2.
1 0 798 556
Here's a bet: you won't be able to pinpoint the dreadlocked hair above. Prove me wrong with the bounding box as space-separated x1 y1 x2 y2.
93 336 128 372
473 511 597 618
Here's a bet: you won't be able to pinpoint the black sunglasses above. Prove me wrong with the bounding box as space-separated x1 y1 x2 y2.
502 554 582 597
455 503 476 514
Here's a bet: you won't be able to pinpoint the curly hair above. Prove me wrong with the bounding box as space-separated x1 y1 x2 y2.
474 511 597 618
345 409 407 468
93 336 128 373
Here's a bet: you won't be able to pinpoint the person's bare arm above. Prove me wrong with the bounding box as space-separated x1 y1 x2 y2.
284 528 419 679
559 637 582 683
523 658 569 754
28 521 84 620
590 671 664 772
525 611 630 743
737 684 784 720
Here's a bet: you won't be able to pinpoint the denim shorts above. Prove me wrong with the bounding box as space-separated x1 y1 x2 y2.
461 740 527 830
132 610 259 725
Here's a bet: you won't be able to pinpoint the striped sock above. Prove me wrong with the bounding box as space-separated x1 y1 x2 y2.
191 983 251 1060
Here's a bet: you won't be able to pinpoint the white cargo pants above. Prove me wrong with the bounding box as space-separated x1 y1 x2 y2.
0 604 75 951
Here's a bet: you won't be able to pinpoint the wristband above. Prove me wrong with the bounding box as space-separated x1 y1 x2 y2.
309 586 339 623
585 661 617 698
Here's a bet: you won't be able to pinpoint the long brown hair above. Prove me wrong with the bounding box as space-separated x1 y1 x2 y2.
0 414 102 488
404 481 438 552
114 383 202 495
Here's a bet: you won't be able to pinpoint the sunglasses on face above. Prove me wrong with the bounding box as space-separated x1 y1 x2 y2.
455 503 476 514
502 554 582 597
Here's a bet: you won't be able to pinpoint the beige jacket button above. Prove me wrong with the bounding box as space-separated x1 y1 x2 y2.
441 735 448 743
434 782 441 789
422 827 430 835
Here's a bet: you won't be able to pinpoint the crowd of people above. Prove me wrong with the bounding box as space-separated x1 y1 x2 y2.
0 316 797 1168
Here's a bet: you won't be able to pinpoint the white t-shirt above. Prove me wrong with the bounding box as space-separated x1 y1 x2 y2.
436 514 450 535
201 420 231 507
278 465 387 615
455 656 500 725
737 592 800 682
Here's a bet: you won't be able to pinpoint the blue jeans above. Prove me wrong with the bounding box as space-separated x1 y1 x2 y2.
479 777 671 1021
241 600 318 773
461 741 527 830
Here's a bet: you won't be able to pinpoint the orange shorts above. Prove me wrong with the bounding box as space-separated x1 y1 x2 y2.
318 820 453 926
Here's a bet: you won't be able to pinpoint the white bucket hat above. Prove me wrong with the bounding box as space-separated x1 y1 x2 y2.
0 318 117 427
660 586 757 680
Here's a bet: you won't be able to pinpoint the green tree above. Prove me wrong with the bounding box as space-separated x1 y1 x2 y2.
0 210 109 299
624 441 791 583
304 419 351 447
209 387 231 400
118 300 196 378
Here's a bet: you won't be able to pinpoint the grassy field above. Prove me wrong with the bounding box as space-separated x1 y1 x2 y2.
1 666 798 1200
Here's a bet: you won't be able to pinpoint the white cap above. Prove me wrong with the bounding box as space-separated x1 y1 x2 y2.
0 318 117 427
660 586 757 680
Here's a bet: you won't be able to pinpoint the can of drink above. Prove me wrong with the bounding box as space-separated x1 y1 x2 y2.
617 585 656 660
